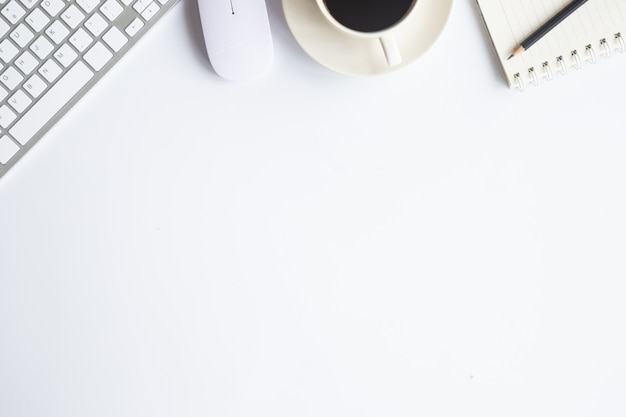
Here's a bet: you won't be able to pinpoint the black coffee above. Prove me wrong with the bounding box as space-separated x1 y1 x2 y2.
324 0 414 33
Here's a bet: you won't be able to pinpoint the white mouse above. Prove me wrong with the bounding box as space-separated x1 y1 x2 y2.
197 0 274 81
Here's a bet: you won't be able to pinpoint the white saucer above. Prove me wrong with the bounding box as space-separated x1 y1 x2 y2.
282 0 454 76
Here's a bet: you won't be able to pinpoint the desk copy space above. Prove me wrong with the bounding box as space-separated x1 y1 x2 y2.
1 0 626 416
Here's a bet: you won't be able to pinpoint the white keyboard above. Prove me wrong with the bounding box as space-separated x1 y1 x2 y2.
0 0 178 178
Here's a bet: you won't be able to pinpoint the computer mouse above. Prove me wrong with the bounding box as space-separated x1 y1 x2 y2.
197 0 274 81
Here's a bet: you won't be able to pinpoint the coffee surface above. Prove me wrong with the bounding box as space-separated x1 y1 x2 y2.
324 0 414 32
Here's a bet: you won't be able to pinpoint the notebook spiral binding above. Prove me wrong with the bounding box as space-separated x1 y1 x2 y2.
512 32 625 91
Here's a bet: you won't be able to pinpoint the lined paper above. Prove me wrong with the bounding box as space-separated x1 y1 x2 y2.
476 0 626 88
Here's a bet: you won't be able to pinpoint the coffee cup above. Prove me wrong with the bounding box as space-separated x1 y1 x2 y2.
314 0 418 67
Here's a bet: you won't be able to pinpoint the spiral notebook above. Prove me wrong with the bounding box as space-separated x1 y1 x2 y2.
475 0 626 90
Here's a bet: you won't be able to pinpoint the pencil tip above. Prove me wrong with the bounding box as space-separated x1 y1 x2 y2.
507 54 514 60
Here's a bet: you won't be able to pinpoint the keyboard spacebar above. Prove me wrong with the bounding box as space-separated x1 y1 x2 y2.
10 62 94 145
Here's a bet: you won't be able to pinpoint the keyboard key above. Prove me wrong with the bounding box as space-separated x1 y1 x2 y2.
30 35 54 59
69 28 92 52
45 20 69 44
0 38 19 63
85 12 107 36
8 89 32 112
23 73 46 98
0 85 7 100
1 66 23 89
25 7 49 31
0 135 19 164
100 0 122 21
2 0 26 24
84 41 112 71
125 17 143 37
76 0 100 14
38 58 61 82
133 0 150 13
10 23 34 48
0 105 17 128
102 26 127 52
0 16 9 36
53 44 77 67
14 50 38 74
141 1 158 21
40 0 64 17
60 4 85 29
17 0 37 9
10 61 93 145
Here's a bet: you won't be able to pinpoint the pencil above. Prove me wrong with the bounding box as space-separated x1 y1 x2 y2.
507 0 590 60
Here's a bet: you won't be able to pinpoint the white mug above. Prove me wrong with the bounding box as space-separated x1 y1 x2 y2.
314 0 418 67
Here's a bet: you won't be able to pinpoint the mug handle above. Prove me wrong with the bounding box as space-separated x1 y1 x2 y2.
379 35 402 67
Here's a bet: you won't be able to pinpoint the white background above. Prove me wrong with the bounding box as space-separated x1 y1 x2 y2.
2 0 626 416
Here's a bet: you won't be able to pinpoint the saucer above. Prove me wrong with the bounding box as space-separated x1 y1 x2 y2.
282 0 454 76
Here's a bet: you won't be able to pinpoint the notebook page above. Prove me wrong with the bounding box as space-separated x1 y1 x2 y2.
476 0 626 88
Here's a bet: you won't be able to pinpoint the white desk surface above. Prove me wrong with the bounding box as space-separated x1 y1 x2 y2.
2 0 626 415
